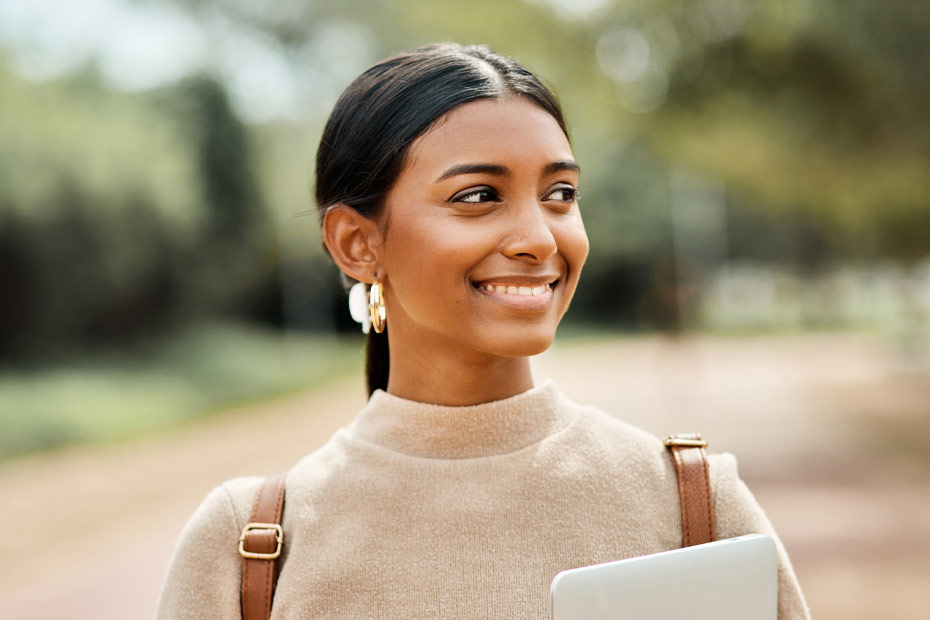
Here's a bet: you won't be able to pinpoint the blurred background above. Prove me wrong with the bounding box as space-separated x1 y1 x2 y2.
0 0 928 618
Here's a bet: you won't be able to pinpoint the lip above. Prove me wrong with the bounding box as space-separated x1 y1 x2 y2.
471 276 559 311
471 274 560 288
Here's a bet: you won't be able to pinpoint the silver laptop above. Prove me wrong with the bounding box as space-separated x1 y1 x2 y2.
550 534 777 620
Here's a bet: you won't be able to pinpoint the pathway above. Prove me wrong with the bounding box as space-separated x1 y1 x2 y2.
1 333 928 619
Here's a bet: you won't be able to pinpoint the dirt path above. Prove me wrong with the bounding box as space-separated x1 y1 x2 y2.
1 333 928 619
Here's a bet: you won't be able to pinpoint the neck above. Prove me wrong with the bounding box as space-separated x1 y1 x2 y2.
385 336 534 406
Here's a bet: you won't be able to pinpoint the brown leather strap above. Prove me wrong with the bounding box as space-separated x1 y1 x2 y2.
240 473 286 620
664 434 716 547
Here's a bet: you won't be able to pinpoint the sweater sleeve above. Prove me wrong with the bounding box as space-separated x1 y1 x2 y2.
709 453 811 620
156 479 261 620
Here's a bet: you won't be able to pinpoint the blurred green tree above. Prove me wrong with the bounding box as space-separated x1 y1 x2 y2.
3 0 929 352
0 64 272 359
166 0 930 327
167 76 275 316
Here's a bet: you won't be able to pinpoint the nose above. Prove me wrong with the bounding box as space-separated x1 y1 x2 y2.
501 200 558 263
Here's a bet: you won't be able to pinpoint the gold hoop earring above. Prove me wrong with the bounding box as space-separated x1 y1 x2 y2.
369 280 386 334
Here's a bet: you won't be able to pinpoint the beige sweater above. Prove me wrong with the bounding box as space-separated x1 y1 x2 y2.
156 381 810 619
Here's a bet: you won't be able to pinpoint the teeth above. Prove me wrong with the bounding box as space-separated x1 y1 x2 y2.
481 283 551 296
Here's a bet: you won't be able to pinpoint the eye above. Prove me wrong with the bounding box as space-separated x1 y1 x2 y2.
543 185 580 203
451 186 500 204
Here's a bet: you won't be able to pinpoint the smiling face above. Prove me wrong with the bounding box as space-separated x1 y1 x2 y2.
378 96 589 365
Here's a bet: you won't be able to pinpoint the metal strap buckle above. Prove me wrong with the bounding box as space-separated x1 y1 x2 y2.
663 436 708 448
238 522 283 560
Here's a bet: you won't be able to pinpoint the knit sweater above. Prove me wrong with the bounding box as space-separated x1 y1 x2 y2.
156 381 810 619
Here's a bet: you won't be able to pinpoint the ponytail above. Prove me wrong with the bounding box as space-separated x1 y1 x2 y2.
365 327 390 396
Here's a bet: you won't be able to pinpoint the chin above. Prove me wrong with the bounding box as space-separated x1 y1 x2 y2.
480 329 556 358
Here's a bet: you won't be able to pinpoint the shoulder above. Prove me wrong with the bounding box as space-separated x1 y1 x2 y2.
556 395 760 509
167 475 283 573
168 476 266 566
555 389 660 447
156 477 265 619
188 476 266 534
532 397 685 512
558 394 748 484
705 451 778 537
558 398 673 471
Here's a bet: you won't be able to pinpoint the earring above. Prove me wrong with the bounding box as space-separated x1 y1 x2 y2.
348 281 371 334
369 280 386 334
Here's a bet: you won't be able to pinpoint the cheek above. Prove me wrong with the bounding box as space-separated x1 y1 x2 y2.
382 221 484 311
558 214 590 274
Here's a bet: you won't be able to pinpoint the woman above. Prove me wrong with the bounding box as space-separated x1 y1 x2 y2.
157 43 810 619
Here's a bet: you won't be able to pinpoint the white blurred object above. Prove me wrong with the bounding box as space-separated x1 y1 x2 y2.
348 282 371 335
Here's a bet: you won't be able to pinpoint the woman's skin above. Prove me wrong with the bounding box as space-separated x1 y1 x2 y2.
324 96 589 406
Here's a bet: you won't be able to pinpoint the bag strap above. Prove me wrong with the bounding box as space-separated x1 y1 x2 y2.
664 433 716 547
239 473 287 620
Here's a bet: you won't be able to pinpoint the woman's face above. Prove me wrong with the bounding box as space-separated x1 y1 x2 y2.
378 96 588 362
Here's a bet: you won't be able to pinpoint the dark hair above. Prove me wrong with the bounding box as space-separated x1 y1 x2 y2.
314 43 569 396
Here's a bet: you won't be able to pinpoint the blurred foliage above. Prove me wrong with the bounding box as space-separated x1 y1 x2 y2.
0 323 362 459
1 64 192 357
164 0 930 323
1 0 929 361
0 64 283 357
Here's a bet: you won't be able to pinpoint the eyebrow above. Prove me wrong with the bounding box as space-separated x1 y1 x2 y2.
436 163 507 182
435 159 580 183
544 160 581 176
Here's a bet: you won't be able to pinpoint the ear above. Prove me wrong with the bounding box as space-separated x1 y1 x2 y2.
322 205 384 283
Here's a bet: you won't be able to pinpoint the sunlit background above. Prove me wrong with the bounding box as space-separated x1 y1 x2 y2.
1 1 928 618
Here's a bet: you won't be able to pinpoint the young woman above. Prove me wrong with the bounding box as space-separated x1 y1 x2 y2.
157 43 810 619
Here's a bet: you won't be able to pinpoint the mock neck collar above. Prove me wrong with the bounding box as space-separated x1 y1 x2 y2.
347 380 575 459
